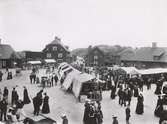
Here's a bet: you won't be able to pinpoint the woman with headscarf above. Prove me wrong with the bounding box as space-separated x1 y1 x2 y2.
23 86 31 104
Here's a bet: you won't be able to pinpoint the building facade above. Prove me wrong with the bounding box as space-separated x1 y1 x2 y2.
0 44 21 68
42 36 70 63
85 47 106 67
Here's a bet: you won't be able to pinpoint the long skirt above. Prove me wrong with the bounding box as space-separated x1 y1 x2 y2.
42 103 50 114
136 102 144 114
154 105 163 117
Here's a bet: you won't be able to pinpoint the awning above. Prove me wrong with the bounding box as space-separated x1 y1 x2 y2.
45 59 56 63
27 61 41 65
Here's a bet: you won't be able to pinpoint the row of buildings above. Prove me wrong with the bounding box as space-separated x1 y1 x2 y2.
0 36 71 68
1 36 167 69
85 42 167 69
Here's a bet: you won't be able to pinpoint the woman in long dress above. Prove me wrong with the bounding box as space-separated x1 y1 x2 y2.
154 95 163 117
23 86 31 104
42 93 50 114
136 93 144 114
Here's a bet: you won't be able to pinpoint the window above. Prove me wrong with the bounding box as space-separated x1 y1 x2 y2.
58 53 63 58
94 61 98 65
153 56 160 61
46 53 52 58
60 48 63 51
94 55 98 60
53 46 57 51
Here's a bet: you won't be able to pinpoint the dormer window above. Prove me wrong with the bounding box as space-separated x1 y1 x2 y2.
53 46 57 51
47 53 52 58
58 53 63 58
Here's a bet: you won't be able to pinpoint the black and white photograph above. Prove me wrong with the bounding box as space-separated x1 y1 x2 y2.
0 0 167 124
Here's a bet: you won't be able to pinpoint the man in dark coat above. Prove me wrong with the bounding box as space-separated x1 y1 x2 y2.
127 88 132 106
3 87 8 101
33 95 41 116
125 105 131 124
54 74 58 86
37 90 43 109
0 98 8 121
0 71 3 81
11 87 19 105
118 87 124 106
23 86 31 104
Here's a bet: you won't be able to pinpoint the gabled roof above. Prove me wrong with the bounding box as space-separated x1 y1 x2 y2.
0 44 20 59
121 47 167 62
46 37 70 52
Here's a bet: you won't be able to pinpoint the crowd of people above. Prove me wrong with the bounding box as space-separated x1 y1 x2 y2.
1 64 167 124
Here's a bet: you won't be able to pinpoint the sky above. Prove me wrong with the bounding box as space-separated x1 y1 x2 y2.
0 0 167 51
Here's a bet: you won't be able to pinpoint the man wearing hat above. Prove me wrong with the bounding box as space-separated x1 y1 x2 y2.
61 114 68 124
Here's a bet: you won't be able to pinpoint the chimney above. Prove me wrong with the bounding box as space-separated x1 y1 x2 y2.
152 42 157 48
88 45 92 53
54 36 61 42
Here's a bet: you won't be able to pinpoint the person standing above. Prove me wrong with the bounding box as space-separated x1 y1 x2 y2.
42 93 50 114
136 93 144 114
118 87 123 106
110 86 116 100
125 105 131 124
0 88 2 101
54 74 58 86
0 98 8 121
3 87 8 101
33 95 41 116
0 71 3 81
154 95 163 117
37 90 43 110
11 87 19 105
96 106 103 124
23 86 31 104
61 114 68 124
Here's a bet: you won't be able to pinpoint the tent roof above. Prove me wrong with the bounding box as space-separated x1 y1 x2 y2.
120 67 139 74
139 68 167 75
74 73 95 83
28 61 41 65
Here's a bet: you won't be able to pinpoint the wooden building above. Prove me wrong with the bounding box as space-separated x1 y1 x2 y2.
42 36 70 63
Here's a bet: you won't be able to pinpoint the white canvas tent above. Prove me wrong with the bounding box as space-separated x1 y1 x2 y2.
139 68 167 75
120 67 139 75
72 73 95 98
27 61 41 65
62 70 81 90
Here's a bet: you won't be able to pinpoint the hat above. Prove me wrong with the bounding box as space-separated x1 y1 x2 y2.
61 114 66 118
